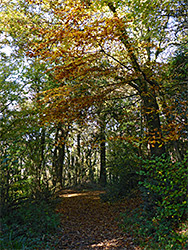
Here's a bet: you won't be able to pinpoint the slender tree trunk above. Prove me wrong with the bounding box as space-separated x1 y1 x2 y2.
76 133 81 185
52 124 66 187
99 120 107 186
58 139 65 188
57 127 66 188
66 146 72 186
52 127 59 186
87 148 94 182
38 128 45 188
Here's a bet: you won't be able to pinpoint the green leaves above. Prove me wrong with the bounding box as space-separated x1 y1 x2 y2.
138 153 188 247
1 199 60 249
122 153 188 249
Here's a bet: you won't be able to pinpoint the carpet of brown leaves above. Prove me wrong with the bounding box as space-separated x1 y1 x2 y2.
54 190 141 250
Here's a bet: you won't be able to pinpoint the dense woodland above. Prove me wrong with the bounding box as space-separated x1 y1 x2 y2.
0 0 188 249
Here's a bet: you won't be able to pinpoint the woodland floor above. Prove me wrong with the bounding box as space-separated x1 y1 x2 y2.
54 190 141 250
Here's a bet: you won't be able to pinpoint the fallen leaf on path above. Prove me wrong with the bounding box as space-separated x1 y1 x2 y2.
55 190 141 250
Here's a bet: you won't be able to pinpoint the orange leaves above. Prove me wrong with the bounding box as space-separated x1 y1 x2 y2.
37 83 109 125
28 0 131 83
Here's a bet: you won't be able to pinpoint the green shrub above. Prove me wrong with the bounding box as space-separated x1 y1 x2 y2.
101 141 140 202
101 172 139 202
1 198 60 249
139 153 188 228
121 207 188 250
121 153 188 249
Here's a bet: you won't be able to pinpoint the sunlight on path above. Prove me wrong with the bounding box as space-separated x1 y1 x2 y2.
59 190 105 198
55 190 140 250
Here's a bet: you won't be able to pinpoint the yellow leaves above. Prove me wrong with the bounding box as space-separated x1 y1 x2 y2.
37 81 110 125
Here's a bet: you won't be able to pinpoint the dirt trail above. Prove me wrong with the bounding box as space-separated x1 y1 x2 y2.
55 190 140 250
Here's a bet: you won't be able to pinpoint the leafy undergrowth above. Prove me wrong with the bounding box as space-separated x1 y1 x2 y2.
121 207 188 250
1 199 61 249
54 189 141 250
2 189 186 249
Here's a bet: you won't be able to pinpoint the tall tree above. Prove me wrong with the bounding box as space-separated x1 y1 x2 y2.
2 0 186 157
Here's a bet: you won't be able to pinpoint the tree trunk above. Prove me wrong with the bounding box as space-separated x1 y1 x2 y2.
58 138 65 188
52 127 59 186
99 120 107 186
141 88 166 157
87 148 94 182
57 127 67 188
74 133 81 186
38 128 45 188
52 124 66 187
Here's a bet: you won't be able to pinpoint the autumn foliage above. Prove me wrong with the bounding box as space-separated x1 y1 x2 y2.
23 0 178 155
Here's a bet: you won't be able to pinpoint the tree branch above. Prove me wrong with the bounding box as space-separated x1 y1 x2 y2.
98 44 131 71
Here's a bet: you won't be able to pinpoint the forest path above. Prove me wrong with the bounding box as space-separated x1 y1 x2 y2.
55 190 140 250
